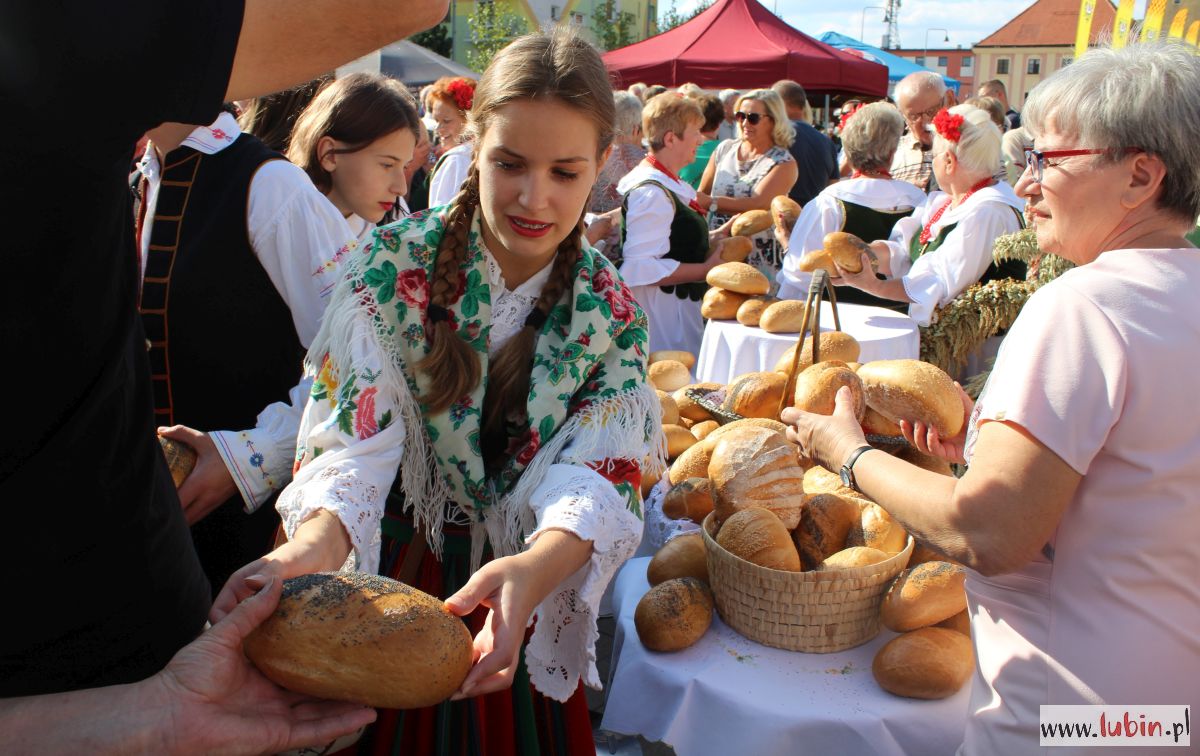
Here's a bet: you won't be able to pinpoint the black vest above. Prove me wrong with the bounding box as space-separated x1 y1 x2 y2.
620 179 709 301
831 199 916 312
139 134 304 593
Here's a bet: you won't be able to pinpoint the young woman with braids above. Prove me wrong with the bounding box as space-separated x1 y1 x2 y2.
212 32 662 756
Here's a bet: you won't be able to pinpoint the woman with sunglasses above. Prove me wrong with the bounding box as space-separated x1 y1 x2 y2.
697 89 798 276
832 103 1024 326
783 43 1200 753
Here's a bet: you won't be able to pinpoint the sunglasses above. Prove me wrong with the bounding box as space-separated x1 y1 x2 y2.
734 111 771 125
1022 147 1143 183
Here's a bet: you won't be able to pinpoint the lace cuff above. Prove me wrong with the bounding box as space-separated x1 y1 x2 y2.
523 463 642 702
276 465 385 573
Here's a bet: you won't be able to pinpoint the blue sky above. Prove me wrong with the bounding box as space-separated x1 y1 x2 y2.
677 0 1041 49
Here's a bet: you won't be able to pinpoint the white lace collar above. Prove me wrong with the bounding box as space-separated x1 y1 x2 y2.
483 248 554 355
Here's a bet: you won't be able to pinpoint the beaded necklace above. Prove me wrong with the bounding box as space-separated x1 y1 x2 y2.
918 177 995 246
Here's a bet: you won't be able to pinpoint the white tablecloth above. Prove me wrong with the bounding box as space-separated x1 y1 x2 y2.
695 302 920 385
601 558 970 756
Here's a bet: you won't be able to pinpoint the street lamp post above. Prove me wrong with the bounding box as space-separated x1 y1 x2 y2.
860 5 885 43
923 27 950 70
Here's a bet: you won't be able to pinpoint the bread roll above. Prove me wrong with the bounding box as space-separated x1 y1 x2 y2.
721 371 787 420
668 438 716 485
846 362 862 372
802 465 859 500
663 424 698 458
880 561 968 632
244 573 473 709
715 506 802 571
701 286 750 319
159 436 197 488
673 382 722 422
731 209 772 237
652 532 705 585
847 502 907 555
857 360 964 438
705 262 770 295
719 235 754 263
691 420 719 440
634 577 714 652
798 249 836 274
937 609 971 636
822 231 873 273
705 417 790 442
649 360 691 392
818 545 888 571
770 194 803 235
709 426 805 529
661 477 715 522
759 300 811 334
773 331 862 377
792 363 866 420
872 627 973 699
861 405 902 437
647 532 709 585
650 350 696 370
735 296 779 327
793 492 863 570
640 464 661 498
656 390 681 426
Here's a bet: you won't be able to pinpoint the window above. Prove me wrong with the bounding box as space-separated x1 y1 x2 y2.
962 56 973 69
571 11 584 23
550 4 559 19
915 56 925 66
1027 57 1041 74
1061 56 1073 67
996 58 1010 75
937 55 948 67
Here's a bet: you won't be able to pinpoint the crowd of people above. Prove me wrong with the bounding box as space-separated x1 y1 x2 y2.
2 1 1198 753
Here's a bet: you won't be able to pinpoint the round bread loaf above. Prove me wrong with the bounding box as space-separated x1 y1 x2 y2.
663 424 698 458
719 235 754 262
872 627 973 699
736 296 779 327
691 420 719 440
715 506 802 571
721 371 787 419
848 502 907 555
773 331 862 375
656 390 681 426
668 438 716 485
650 350 696 370
640 464 661 498
661 477 715 522
649 360 691 392
770 194 803 235
759 300 811 334
244 573 473 709
798 249 836 273
647 532 709 585
861 405 902 437
700 286 750 319
634 577 714 652
731 209 773 237
159 436 197 488
792 492 863 570
936 609 971 636
880 561 968 632
818 545 888 571
705 417 791 442
705 262 770 295
792 363 866 420
857 360 964 438
673 382 722 423
822 231 873 273
802 465 860 500
709 426 805 529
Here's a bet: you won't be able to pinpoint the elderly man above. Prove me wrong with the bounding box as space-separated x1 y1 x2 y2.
717 88 740 141
979 78 1021 131
889 71 946 192
772 79 838 207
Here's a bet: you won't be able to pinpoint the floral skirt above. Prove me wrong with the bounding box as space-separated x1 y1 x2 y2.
347 514 596 756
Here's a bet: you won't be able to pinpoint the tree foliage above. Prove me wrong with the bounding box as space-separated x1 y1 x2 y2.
411 22 452 58
658 0 712 32
467 0 531 72
590 0 639 50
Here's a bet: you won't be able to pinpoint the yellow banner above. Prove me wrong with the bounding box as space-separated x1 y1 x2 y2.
1141 0 1167 41
1112 0 1135 48
1188 20 1200 44
1075 0 1097 56
1168 8 1188 38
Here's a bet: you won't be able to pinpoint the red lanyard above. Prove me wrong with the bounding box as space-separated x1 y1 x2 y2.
645 155 706 214
851 169 892 179
919 177 995 246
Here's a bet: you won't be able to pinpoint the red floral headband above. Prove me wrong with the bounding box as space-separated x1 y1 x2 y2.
932 109 965 143
445 79 475 112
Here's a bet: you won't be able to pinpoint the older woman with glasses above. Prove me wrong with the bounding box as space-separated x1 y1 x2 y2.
697 89 798 275
783 43 1200 754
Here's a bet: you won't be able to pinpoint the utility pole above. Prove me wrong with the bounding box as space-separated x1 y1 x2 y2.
882 0 901 49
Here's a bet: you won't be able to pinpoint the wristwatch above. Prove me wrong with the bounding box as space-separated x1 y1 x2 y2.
709 197 719 215
839 444 876 493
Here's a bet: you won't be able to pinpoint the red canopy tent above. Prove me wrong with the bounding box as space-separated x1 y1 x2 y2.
602 0 887 98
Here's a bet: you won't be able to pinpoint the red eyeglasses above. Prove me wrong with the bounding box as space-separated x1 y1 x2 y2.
1023 147 1143 183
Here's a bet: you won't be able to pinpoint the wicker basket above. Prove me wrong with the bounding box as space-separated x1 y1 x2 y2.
701 512 913 653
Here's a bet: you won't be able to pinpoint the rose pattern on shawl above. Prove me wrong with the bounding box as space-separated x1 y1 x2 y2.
354 387 379 439
395 268 428 307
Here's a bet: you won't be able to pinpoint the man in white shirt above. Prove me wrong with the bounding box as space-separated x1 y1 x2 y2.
890 72 945 192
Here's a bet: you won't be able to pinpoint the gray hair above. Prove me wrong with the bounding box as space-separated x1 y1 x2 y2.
895 71 946 100
1023 42 1200 221
719 88 740 105
613 91 644 138
841 102 905 173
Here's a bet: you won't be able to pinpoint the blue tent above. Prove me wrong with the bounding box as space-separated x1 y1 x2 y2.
818 32 959 94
